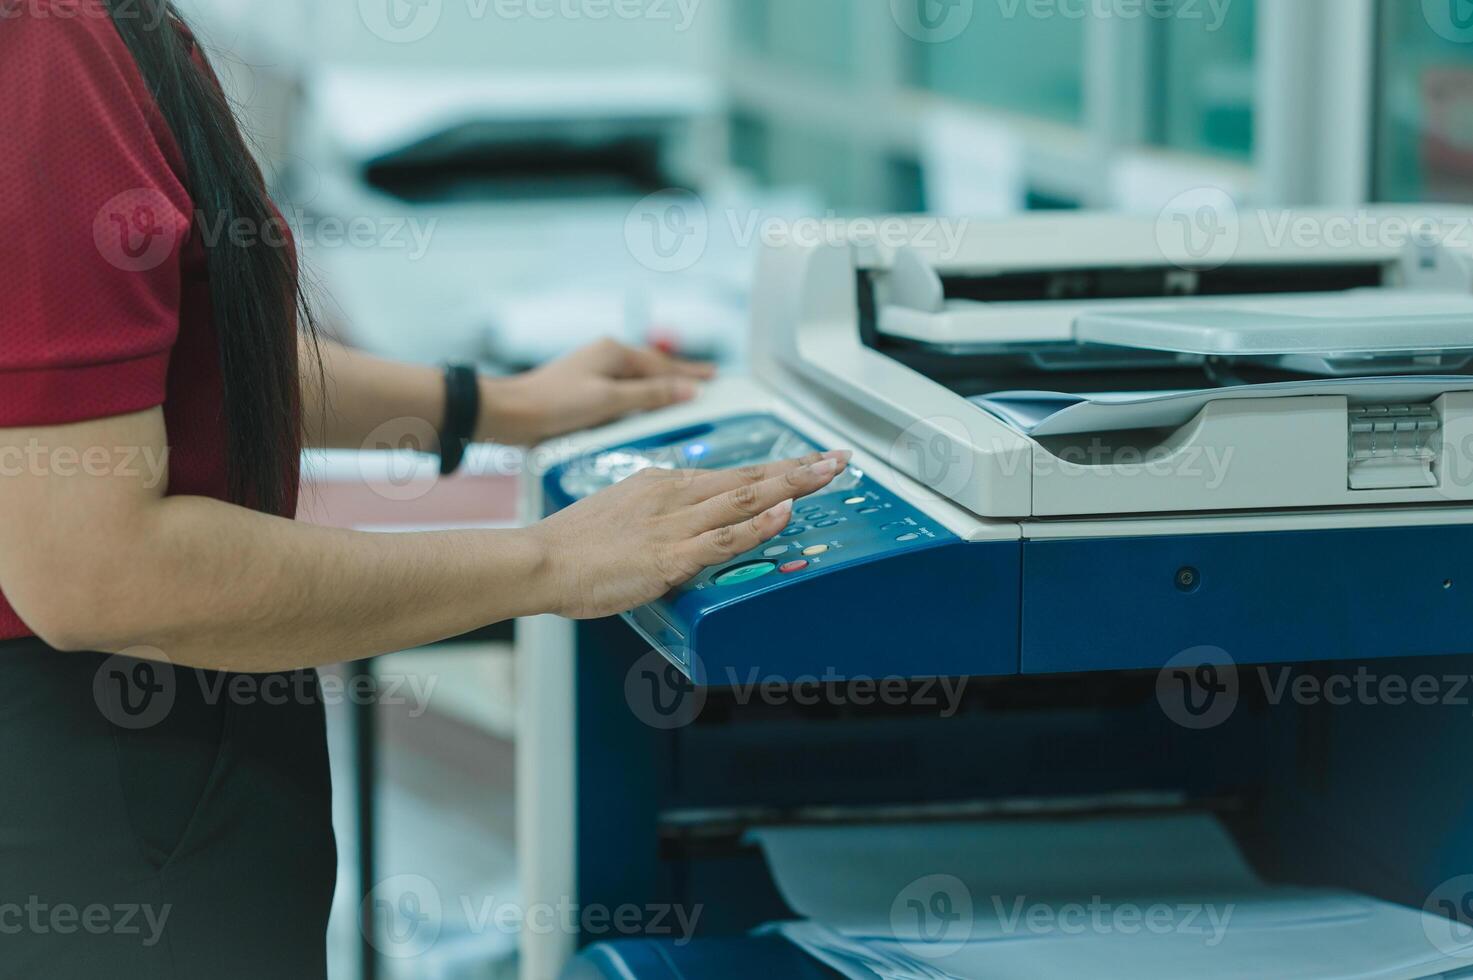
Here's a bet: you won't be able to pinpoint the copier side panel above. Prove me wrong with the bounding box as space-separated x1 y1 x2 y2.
1020 524 1473 674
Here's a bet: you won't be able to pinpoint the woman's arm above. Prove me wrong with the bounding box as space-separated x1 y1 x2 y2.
302 335 716 451
0 408 846 672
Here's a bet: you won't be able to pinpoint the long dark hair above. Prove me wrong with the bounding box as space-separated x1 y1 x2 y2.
106 0 317 515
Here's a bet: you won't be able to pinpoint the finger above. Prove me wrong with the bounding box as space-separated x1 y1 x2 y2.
621 345 717 381
607 376 699 415
685 500 793 567
679 450 850 501
688 456 847 528
585 337 716 381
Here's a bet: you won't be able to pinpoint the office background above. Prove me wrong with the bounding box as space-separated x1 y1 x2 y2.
163 0 1473 976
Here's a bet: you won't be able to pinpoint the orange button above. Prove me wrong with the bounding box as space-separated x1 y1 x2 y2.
779 560 809 574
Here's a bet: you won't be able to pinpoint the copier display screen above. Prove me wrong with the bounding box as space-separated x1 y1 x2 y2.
558 416 860 501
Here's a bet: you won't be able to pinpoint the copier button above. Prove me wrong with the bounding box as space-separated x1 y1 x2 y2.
844 496 867 505
815 519 841 529
714 561 778 586
858 507 881 515
895 533 920 543
780 525 807 537
763 545 790 557
779 560 809 574
802 545 829 556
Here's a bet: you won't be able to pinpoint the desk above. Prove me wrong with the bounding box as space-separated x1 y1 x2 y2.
299 452 521 980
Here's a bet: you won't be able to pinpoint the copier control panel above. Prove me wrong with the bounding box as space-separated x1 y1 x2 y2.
544 415 1001 683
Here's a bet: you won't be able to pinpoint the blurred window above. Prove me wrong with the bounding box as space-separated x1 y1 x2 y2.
908 5 1087 125
1376 0 1473 202
1156 0 1256 159
736 0 856 80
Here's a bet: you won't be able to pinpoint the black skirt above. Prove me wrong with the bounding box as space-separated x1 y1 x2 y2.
0 638 337 979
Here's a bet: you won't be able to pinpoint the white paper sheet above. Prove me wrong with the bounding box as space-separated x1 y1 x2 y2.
971 376 1473 437
748 814 1262 939
777 916 1473 980
751 816 1473 980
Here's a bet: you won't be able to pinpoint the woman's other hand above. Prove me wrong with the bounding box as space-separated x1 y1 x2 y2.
480 338 716 446
529 451 849 620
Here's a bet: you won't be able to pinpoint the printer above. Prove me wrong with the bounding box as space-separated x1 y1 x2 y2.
516 209 1473 979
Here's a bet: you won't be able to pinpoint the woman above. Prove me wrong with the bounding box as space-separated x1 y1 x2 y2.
0 2 847 976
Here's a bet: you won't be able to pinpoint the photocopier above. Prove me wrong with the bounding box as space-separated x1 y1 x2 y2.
516 209 1473 980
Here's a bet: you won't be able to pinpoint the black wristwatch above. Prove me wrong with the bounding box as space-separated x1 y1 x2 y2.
438 363 480 476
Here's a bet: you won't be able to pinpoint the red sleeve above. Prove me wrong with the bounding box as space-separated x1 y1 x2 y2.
0 1 193 426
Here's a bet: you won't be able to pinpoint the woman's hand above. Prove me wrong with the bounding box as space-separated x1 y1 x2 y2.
529 451 850 620
480 338 716 446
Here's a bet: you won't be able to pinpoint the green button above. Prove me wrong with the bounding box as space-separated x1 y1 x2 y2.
714 561 777 587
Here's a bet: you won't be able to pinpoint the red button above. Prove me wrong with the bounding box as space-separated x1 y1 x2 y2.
779 560 809 574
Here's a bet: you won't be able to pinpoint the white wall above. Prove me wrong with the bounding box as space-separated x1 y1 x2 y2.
177 0 722 73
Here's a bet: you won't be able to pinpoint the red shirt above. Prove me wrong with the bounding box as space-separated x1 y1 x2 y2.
0 1 294 640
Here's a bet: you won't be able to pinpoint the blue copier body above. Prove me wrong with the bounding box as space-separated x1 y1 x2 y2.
539 414 1473 980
